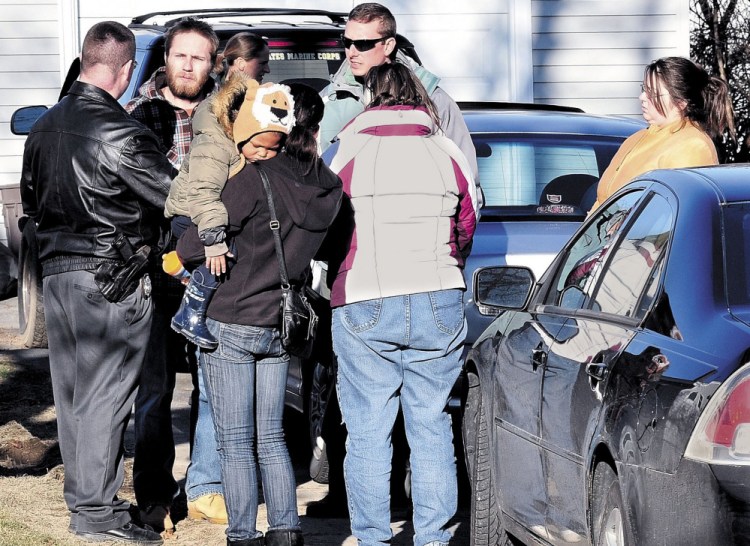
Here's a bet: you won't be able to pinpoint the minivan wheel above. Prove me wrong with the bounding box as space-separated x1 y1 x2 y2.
18 221 46 348
592 462 633 546
463 374 509 546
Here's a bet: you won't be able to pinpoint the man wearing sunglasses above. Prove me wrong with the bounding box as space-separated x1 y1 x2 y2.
319 2 480 208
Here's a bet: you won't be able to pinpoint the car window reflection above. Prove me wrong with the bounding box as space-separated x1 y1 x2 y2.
592 194 673 318
547 191 643 309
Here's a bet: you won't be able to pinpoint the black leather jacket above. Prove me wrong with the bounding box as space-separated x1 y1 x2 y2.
21 81 175 276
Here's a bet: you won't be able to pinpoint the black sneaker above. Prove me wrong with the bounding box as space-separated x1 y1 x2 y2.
76 522 163 544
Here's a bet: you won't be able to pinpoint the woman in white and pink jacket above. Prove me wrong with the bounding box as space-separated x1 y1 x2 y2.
326 61 478 546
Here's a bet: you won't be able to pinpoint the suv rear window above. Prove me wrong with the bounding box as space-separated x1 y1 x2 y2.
130 32 345 101
474 134 624 219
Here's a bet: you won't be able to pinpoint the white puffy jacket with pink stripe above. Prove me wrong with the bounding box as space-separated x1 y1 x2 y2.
327 105 478 308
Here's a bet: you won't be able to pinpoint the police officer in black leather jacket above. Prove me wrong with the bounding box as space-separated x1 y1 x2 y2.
19 21 174 546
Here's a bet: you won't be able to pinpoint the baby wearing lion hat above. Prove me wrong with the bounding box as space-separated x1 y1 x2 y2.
163 74 295 349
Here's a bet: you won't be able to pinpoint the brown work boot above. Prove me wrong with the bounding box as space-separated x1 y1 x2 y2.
188 493 228 524
138 504 175 536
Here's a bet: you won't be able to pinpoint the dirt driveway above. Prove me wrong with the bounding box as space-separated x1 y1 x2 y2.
0 296 469 545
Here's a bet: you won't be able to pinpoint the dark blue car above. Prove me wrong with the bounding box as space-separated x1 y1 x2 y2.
464 165 750 545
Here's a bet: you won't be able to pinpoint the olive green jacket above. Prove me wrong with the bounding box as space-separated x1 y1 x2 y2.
165 74 248 255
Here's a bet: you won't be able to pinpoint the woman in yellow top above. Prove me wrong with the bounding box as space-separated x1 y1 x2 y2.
590 56 733 212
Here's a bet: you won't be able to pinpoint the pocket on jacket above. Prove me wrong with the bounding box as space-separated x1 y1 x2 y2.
342 298 382 333
429 289 465 335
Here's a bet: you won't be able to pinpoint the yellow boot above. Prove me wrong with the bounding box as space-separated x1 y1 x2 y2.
187 493 228 524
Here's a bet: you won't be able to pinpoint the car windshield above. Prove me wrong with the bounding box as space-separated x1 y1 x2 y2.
473 134 624 220
723 203 750 306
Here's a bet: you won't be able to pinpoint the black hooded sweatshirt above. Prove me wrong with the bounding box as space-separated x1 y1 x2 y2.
176 153 342 327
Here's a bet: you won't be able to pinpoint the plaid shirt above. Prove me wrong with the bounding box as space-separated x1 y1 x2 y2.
125 68 214 297
125 67 214 169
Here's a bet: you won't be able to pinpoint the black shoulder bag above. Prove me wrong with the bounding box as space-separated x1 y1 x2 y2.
257 164 318 358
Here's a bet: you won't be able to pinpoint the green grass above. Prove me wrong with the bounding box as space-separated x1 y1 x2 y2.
0 509 65 545
0 360 16 382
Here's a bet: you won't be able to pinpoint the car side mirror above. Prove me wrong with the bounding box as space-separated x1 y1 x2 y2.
11 106 48 135
474 266 535 315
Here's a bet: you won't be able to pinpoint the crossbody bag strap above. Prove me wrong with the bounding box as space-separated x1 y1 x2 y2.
256 164 291 288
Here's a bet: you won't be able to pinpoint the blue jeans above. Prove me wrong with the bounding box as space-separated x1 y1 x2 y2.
332 290 467 546
169 215 224 501
201 318 300 541
185 352 224 501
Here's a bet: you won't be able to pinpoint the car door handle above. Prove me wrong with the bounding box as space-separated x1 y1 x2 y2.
531 343 547 371
586 362 608 382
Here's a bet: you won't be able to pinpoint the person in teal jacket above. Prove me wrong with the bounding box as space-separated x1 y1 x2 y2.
319 2 482 208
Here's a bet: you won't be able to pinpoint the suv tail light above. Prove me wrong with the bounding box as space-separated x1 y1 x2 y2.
686 362 750 464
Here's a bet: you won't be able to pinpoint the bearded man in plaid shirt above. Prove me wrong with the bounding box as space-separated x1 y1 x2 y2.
125 18 226 534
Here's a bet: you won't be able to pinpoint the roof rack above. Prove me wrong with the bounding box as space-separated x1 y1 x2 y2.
458 101 584 114
131 8 348 28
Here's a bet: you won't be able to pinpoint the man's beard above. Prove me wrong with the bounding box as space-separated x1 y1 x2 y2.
166 68 209 100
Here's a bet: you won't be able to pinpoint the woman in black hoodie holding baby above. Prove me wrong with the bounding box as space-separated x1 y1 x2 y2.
176 83 342 546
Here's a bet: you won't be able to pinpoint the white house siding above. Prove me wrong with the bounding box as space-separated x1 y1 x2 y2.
0 0 690 247
0 1 59 245
532 0 689 116
377 0 533 102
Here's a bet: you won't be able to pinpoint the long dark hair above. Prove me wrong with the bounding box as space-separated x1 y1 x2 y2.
644 56 734 139
365 62 441 132
285 83 325 175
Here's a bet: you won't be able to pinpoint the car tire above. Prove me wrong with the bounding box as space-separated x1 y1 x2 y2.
463 373 509 546
592 462 634 546
18 221 46 348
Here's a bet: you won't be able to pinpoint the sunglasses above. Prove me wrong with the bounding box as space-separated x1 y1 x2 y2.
340 35 388 52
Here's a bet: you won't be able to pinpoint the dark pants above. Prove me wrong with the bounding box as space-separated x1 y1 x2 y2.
44 269 152 533
132 290 186 506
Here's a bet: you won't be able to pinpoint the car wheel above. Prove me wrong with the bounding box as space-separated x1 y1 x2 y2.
462 373 509 546
308 361 334 484
18 221 46 348
592 462 634 546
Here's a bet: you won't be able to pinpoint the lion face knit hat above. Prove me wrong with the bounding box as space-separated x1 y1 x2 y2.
233 79 296 150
